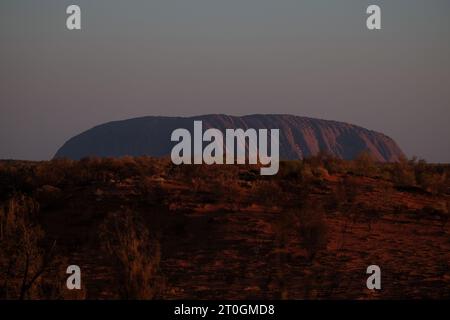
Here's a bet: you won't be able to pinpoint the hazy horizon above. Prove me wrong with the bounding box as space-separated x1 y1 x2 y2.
1 0 450 162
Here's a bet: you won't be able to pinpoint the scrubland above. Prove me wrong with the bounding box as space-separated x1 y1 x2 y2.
0 154 449 299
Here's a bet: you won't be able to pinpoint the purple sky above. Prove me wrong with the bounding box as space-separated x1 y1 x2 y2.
1 0 450 162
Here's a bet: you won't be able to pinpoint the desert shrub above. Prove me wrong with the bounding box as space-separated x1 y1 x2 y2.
341 176 360 204
279 161 304 180
297 204 328 261
377 163 393 181
0 194 60 299
352 151 378 177
303 152 348 175
418 172 446 194
251 180 285 208
279 160 329 185
327 179 355 213
362 205 381 231
72 157 103 184
33 159 75 187
133 156 163 177
100 210 164 299
412 161 448 195
272 203 328 297
112 156 145 179
73 156 153 184
322 155 347 175
389 157 416 186
304 152 328 168
398 159 450 195
282 202 328 262
0 162 36 196
138 176 167 205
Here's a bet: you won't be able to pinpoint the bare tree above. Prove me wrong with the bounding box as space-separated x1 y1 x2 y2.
0 194 57 299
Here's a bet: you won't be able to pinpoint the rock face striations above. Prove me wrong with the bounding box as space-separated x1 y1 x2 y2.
54 114 404 162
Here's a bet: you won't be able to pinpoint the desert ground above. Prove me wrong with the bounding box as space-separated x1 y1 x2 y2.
0 155 449 299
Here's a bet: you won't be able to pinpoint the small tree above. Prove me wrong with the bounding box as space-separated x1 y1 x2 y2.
0 194 57 299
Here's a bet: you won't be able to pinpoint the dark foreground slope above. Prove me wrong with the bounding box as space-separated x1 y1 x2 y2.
0 157 449 299
55 114 404 162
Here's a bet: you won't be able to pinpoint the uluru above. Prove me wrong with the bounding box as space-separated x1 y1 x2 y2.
54 114 404 162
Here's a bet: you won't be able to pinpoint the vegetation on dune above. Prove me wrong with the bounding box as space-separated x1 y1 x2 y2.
0 153 449 299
